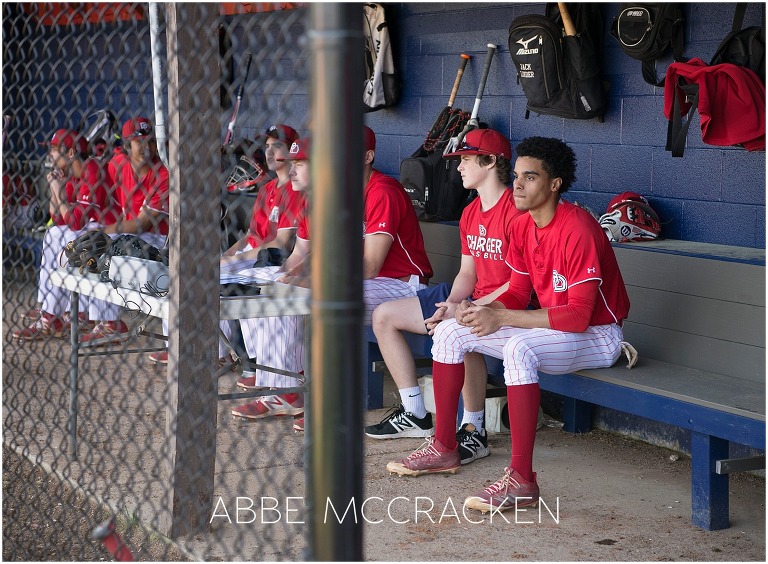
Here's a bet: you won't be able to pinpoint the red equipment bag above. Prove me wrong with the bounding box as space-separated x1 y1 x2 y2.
664 57 765 157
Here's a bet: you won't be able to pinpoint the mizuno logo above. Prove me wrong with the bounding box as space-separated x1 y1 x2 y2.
516 35 538 50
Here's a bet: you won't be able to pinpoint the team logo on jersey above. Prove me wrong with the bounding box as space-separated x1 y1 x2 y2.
587 266 596 274
552 270 567 292
479 224 487 237
269 206 280 223
466 229 503 261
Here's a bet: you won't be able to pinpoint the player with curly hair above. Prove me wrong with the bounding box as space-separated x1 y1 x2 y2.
386 137 631 514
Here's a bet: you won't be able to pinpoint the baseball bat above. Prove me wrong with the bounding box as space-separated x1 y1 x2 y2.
223 51 252 147
448 53 472 109
444 43 497 154
558 3 577 36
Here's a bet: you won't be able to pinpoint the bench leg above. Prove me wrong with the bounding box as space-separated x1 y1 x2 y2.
561 397 592 433
363 340 384 410
691 431 730 530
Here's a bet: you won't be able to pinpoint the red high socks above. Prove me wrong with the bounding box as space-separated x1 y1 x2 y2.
432 361 465 450
507 382 540 482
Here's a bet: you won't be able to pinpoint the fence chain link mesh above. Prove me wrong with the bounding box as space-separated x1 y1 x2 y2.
3 3 313 560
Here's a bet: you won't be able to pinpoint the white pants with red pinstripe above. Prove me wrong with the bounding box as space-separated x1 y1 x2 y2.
238 275 426 388
431 319 624 386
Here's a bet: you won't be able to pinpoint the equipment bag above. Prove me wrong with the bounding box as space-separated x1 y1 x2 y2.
664 58 766 157
709 2 765 84
364 3 400 111
508 4 607 120
400 149 474 222
610 4 685 86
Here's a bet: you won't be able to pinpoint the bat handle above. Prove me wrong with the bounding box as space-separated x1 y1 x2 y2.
448 53 471 109
558 3 577 36
470 43 496 120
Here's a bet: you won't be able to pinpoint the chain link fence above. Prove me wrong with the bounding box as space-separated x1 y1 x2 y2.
1 3 347 560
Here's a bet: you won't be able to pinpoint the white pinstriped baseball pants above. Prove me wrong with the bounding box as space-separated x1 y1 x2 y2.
431 318 624 386
239 275 427 388
38 222 102 317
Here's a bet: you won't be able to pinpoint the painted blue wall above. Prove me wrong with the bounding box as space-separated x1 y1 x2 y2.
5 3 764 248
365 2 766 249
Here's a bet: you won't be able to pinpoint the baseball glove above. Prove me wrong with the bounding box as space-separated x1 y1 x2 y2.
63 230 112 274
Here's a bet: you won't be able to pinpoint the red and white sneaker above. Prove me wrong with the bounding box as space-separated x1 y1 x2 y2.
464 467 540 513
13 313 67 341
62 311 96 331
293 415 305 432
231 393 304 420
386 437 461 477
22 307 43 323
148 351 168 364
79 320 129 345
235 374 269 390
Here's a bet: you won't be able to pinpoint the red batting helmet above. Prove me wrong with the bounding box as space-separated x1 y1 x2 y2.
599 191 661 242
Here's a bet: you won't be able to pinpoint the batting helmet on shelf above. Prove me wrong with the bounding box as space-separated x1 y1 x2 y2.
599 191 661 242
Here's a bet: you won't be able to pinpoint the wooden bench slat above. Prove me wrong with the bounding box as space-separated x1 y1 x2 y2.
575 359 765 420
615 248 765 307
625 286 766 347
622 323 765 382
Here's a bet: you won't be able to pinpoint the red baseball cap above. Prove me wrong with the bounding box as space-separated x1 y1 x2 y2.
443 128 511 159
39 129 89 155
122 117 153 140
363 126 376 151
256 124 299 145
278 137 311 161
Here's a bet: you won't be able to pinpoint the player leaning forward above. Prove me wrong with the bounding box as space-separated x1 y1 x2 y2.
387 137 631 513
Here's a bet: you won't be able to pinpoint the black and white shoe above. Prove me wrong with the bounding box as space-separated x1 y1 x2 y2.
365 404 434 439
456 423 490 465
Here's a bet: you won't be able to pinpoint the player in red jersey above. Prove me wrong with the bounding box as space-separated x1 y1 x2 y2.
366 129 523 465
220 124 304 271
361 126 433 323
14 129 119 341
81 117 170 343
232 137 312 422
388 137 631 515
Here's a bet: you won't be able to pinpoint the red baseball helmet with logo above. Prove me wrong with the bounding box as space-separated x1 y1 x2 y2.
599 191 661 242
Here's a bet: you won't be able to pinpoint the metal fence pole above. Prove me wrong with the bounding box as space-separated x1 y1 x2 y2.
308 3 364 561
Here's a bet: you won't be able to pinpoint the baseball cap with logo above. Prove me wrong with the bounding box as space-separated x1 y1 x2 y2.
39 129 89 155
278 137 311 161
122 117 153 140
443 128 511 159
256 124 299 145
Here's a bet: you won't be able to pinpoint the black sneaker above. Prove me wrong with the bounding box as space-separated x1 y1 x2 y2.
456 423 490 465
365 404 434 439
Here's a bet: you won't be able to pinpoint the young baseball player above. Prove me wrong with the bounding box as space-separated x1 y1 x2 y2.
231 137 311 422
14 129 119 340
79 117 170 344
366 129 523 467
387 137 630 514
232 127 433 423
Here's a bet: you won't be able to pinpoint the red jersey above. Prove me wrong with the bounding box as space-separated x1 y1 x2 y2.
363 170 432 279
460 189 521 300
501 200 630 327
295 200 310 241
115 157 170 235
247 178 305 249
52 158 119 229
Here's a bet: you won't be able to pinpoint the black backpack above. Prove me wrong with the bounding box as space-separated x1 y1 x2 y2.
710 2 765 84
508 3 607 120
610 4 685 86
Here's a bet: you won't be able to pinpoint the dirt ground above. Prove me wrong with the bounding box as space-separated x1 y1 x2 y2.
2 276 765 561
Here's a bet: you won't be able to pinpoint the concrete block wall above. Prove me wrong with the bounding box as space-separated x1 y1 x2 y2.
365 2 766 248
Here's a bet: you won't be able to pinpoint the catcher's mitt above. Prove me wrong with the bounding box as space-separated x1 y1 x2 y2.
63 230 112 274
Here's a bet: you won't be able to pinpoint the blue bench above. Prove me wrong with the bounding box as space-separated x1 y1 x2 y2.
363 229 765 531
